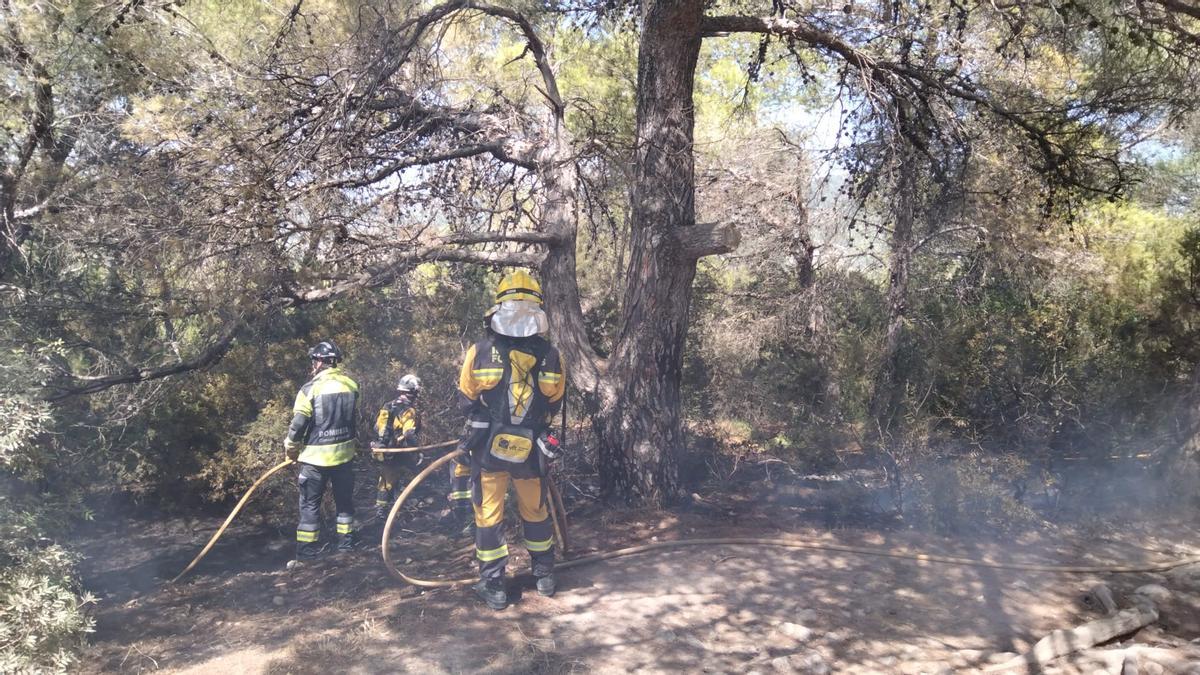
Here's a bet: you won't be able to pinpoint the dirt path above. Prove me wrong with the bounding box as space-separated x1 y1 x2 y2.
76 489 1200 674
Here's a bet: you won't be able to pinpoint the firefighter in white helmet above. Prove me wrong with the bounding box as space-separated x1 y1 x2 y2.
369 373 423 520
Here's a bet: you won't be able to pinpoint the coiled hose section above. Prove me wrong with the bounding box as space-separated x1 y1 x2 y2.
171 440 459 583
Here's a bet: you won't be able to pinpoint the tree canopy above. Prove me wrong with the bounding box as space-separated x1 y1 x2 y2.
3 2 1200 666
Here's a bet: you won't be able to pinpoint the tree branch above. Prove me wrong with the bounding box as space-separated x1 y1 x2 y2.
1152 0 1200 22
701 15 1080 189
462 1 564 119
672 222 741 259
43 320 243 401
41 239 545 401
285 245 542 305
443 230 561 246
311 142 535 191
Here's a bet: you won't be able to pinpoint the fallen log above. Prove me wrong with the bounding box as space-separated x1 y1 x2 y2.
1085 582 1119 616
984 604 1159 672
1074 645 1200 674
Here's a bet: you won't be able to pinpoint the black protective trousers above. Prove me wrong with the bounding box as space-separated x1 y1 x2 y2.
296 461 356 559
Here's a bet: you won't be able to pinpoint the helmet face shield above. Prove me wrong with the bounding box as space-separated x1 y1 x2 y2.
489 299 548 338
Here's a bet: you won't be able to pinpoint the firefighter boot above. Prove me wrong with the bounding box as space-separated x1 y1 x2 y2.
536 574 556 597
474 578 507 611
336 514 358 551
455 505 476 538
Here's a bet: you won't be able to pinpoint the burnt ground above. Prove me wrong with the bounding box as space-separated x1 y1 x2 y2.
75 464 1200 674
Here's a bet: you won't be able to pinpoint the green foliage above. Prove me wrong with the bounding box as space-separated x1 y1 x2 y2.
0 344 64 479
0 497 95 674
196 398 292 506
99 272 494 510
0 344 93 672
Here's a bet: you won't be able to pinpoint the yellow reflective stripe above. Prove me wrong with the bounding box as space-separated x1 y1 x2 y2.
476 544 509 562
473 367 503 387
336 523 353 534
524 537 554 552
298 440 356 467
375 499 390 506
448 491 472 500
397 408 418 433
296 530 318 542
538 373 562 383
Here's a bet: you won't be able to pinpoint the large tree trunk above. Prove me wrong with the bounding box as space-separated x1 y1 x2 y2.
596 0 706 503
538 135 608 397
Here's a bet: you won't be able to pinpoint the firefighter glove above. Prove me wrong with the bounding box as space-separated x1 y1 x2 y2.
537 432 560 461
283 437 301 461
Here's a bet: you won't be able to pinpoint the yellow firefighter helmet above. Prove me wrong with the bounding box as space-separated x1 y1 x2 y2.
495 270 543 305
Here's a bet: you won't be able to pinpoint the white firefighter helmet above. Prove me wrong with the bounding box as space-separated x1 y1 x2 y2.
396 374 422 393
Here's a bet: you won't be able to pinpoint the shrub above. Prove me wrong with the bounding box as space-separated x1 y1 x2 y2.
0 345 95 673
0 496 95 674
905 454 1040 534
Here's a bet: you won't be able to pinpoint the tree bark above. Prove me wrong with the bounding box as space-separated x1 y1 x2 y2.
596 0 707 503
867 140 919 511
538 134 609 397
869 145 917 436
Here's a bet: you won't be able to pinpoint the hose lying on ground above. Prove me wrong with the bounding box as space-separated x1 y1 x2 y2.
173 446 1200 586
372 440 458 455
170 439 462 583
381 451 1200 588
170 459 295 583
379 450 570 584
170 437 467 583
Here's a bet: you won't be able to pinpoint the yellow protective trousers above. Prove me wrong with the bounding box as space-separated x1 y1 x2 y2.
473 470 554 580
375 461 407 510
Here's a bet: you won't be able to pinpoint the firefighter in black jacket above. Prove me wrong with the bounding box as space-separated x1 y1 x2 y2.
370 374 423 520
457 271 566 610
283 341 360 560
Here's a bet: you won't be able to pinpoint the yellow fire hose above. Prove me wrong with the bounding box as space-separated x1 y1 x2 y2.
382 452 1200 588
171 458 296 583
170 440 463 583
371 440 458 455
174 444 1200 586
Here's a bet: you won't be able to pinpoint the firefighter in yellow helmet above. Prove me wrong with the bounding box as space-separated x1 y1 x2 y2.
283 341 360 560
457 271 566 610
370 374 423 520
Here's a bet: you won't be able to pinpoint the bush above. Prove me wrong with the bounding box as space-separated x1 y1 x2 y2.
0 345 95 673
0 496 95 674
905 454 1040 534
196 398 292 511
